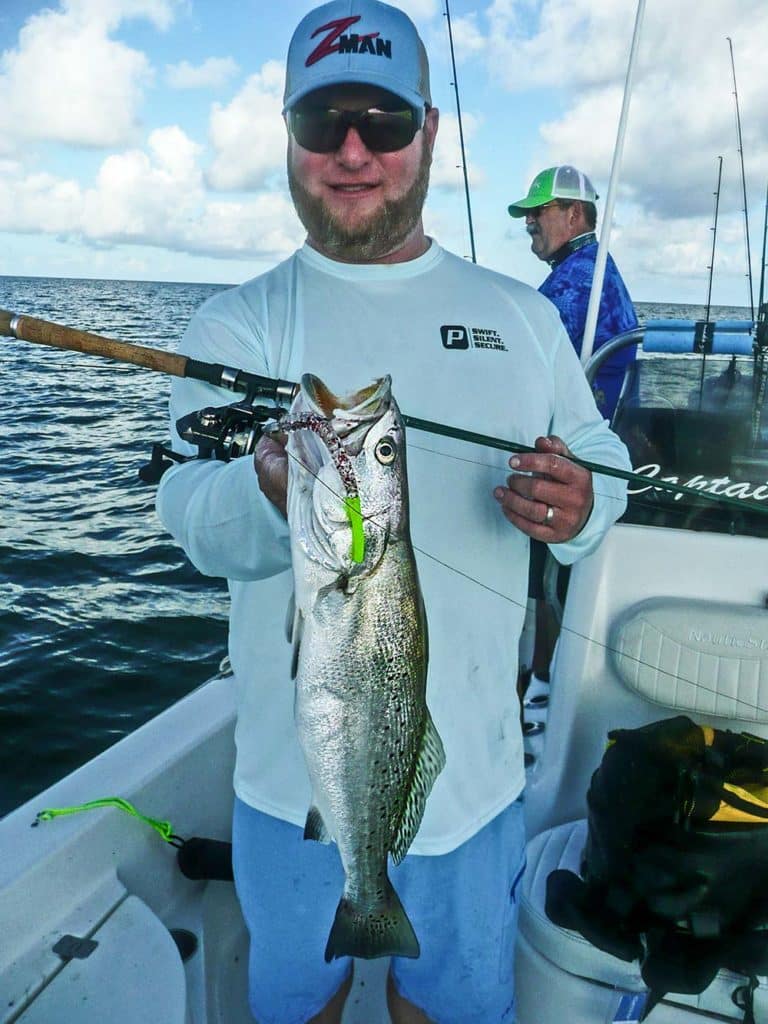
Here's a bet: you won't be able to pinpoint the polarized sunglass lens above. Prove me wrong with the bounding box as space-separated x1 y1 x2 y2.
360 111 417 152
290 110 344 153
290 106 420 153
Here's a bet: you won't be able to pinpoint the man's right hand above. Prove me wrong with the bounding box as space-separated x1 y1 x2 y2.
254 433 288 518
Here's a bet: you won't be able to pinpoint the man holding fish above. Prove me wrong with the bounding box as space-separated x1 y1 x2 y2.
157 2 631 1022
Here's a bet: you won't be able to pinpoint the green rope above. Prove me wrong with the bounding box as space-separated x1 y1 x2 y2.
34 797 183 847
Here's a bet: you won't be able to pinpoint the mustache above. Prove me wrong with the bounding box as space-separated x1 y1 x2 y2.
287 142 432 262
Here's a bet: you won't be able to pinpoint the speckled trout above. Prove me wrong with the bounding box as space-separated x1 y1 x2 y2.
280 373 445 962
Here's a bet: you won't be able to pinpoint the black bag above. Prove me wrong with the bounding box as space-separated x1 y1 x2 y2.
546 716 768 1021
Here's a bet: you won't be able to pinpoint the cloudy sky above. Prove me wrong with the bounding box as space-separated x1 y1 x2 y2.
1 0 766 306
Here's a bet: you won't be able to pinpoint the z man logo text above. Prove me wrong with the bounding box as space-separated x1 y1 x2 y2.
306 16 393 66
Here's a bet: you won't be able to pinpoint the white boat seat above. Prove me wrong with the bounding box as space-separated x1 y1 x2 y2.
520 819 768 1021
521 820 643 990
14 895 187 1024
523 527 768 839
610 598 768 722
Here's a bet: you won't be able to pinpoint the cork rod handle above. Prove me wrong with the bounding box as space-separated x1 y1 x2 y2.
0 309 189 378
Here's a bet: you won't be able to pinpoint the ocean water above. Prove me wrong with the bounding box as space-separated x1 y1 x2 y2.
0 276 232 817
0 276 756 817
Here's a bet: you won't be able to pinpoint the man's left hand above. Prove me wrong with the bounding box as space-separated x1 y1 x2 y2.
493 435 593 542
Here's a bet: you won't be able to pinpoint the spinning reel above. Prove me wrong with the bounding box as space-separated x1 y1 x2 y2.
139 400 287 484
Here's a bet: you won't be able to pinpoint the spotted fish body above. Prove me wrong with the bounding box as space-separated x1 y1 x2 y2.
284 373 445 962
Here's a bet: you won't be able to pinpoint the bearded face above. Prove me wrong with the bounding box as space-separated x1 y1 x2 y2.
288 138 432 262
285 88 437 264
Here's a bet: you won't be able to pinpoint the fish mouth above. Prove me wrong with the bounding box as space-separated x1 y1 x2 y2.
300 374 392 454
301 374 391 418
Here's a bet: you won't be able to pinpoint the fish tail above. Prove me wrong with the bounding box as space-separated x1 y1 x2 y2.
324 877 420 962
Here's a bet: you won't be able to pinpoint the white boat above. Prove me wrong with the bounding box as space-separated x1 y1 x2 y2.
2 318 767 1024
518 319 768 1023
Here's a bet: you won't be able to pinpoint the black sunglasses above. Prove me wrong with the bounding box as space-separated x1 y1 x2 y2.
288 104 425 154
528 200 572 219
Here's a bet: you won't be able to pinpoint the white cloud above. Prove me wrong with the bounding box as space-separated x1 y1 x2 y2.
0 0 177 150
206 61 287 192
483 0 635 90
621 211 754 285
392 0 442 21
166 57 240 90
431 110 484 190
187 195 302 259
474 0 768 219
448 13 487 58
0 171 84 235
64 0 176 31
453 0 768 303
81 127 204 241
0 124 304 262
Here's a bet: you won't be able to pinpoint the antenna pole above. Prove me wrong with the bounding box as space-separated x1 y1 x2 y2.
727 36 754 320
581 0 646 366
444 0 477 263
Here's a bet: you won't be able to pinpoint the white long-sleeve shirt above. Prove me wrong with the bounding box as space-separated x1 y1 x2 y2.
157 240 631 854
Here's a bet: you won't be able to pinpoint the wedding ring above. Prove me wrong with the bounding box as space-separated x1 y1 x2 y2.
545 505 555 523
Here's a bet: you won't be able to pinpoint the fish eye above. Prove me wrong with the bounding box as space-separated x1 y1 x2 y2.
374 437 397 465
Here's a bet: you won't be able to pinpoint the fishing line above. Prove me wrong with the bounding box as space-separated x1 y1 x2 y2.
285 427 625 531
410 541 768 719
402 404 768 516
285 437 642 537
280 437 768 719
407 443 635 511
406 441 768 521
409 441 626 509
407 440 646 518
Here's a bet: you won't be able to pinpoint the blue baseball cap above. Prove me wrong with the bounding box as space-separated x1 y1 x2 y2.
283 0 432 113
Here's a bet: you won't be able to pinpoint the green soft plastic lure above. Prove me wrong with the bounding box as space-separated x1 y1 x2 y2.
344 495 365 564
276 413 365 563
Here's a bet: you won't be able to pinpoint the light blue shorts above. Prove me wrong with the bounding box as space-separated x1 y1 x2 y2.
232 797 526 1024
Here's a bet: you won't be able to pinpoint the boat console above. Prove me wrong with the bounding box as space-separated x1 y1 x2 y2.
592 316 768 537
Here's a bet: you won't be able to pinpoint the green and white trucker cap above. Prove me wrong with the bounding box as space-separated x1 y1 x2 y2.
283 0 431 113
507 165 599 218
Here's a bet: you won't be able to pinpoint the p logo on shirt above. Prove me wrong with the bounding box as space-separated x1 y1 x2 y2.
441 325 470 350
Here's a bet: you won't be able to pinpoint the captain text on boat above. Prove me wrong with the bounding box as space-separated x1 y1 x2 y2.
156 2 631 1022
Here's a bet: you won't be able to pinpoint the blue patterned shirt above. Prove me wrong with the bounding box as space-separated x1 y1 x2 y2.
539 240 638 418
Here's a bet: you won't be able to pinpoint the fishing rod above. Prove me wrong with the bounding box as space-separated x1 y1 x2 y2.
2 307 767 516
758 180 768 315
727 36 754 321
0 309 298 407
724 40 762 449
753 182 768 447
698 156 723 409
4 319 764 739
444 0 476 263
704 156 723 325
